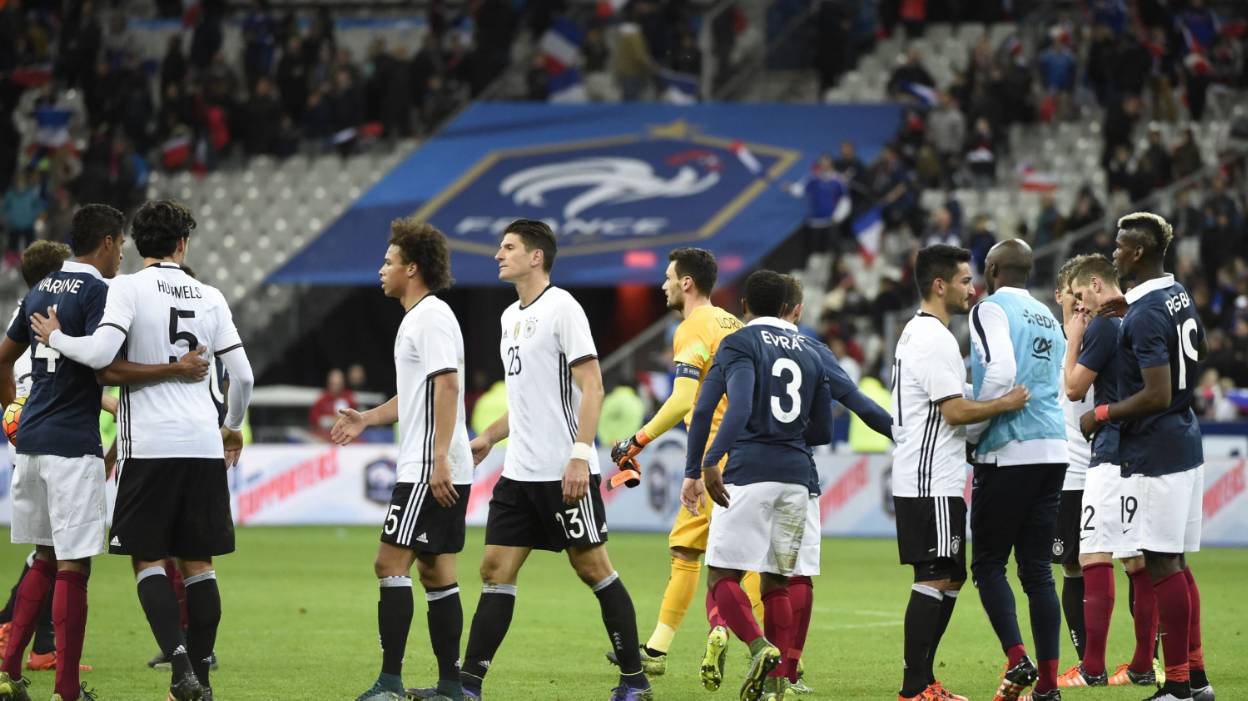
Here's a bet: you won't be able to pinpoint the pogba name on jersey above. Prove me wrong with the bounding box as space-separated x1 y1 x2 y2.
156 279 204 299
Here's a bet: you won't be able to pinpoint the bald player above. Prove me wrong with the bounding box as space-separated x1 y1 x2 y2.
966 240 1069 701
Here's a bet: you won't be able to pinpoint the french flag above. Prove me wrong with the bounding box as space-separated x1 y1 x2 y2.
730 140 762 176
540 18 589 102
852 207 884 264
902 81 938 107
161 136 192 170
1017 164 1058 192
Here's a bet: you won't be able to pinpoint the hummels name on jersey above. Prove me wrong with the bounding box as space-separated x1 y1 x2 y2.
156 279 204 300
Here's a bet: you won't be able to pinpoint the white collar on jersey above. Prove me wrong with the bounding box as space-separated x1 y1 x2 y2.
746 316 798 332
993 286 1031 297
1124 273 1176 304
61 260 104 281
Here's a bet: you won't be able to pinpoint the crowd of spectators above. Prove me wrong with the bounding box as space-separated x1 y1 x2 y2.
0 0 525 253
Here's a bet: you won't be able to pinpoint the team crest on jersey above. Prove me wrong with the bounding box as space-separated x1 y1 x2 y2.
523 317 537 338
1051 538 1064 558
409 120 799 258
364 458 398 504
950 535 962 555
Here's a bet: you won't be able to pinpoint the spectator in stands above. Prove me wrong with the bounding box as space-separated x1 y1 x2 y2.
242 78 283 155
277 36 309 122
1194 369 1238 421
1203 174 1243 233
2 170 46 266
599 379 645 446
814 0 853 97
886 48 934 99
921 206 960 247
1037 31 1076 118
583 25 620 102
101 11 137 66
242 0 277 90
927 92 965 182
160 35 189 97
1066 186 1105 233
1101 94 1140 165
791 154 851 256
347 363 368 393
1032 193 1063 248
614 18 656 101
963 117 996 187
190 0 226 71
56 0 102 89
1136 124 1173 191
371 42 415 138
1171 126 1204 180
870 145 920 233
966 214 996 275
310 368 357 441
835 140 868 199
328 67 365 153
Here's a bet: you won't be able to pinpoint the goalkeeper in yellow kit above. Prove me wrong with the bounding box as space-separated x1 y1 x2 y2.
606 248 764 683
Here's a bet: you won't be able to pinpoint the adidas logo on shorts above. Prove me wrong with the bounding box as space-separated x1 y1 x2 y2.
416 533 429 544
110 536 120 547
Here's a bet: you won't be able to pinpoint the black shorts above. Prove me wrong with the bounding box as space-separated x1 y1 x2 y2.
109 457 235 561
1051 489 1084 565
484 476 608 552
894 495 967 581
380 482 471 554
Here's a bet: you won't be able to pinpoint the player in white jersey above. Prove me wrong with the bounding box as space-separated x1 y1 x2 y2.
459 219 651 701
33 200 254 701
330 220 473 701
1051 257 1095 668
890 244 1029 701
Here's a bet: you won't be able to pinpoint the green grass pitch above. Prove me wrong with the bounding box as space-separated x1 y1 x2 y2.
1 527 1243 700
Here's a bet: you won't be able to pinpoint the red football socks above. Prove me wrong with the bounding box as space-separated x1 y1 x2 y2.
785 576 813 683
705 587 725 630
1006 643 1027 669
1182 567 1204 673
710 578 763 645
762 587 794 679
1127 568 1158 673
1154 571 1191 684
52 570 89 700
1081 563 1114 676
1036 658 1059 693
1 558 55 680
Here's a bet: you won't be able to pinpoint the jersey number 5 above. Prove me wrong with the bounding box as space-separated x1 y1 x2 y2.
770 358 802 423
169 308 199 363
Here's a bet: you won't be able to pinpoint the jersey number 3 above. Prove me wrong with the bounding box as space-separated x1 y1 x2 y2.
770 358 802 423
169 308 199 363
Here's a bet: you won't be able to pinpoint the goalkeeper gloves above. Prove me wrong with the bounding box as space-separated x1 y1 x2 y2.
607 430 651 490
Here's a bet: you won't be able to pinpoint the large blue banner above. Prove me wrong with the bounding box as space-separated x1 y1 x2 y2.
269 102 902 286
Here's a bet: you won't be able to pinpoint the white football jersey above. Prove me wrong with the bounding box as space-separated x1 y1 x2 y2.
891 312 967 498
498 286 600 481
395 295 472 484
101 263 242 460
1060 369 1092 490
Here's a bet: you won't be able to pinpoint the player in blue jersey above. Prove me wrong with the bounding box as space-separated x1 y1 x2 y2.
0 205 208 701
1060 253 1157 689
682 270 834 701
1077 213 1212 701
779 275 894 696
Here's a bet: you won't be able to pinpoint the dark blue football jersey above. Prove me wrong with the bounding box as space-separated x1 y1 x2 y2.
690 320 831 488
1077 315 1122 467
1118 277 1205 477
5 262 108 458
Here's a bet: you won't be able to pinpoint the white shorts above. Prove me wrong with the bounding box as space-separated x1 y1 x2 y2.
706 482 820 577
1080 463 1143 558
1135 466 1203 554
10 454 107 560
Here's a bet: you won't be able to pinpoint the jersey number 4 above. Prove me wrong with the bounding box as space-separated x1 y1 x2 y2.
169 308 199 363
33 342 61 373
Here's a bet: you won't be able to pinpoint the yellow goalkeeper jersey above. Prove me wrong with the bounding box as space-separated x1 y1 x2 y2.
672 304 742 437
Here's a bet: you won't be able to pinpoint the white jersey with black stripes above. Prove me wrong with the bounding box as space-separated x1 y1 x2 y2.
890 311 968 498
394 294 472 484
497 285 600 481
99 263 242 460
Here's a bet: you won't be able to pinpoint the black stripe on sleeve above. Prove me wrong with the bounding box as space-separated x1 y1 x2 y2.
932 393 962 405
100 322 129 336
567 353 598 368
216 343 244 355
426 367 457 379
971 306 991 363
